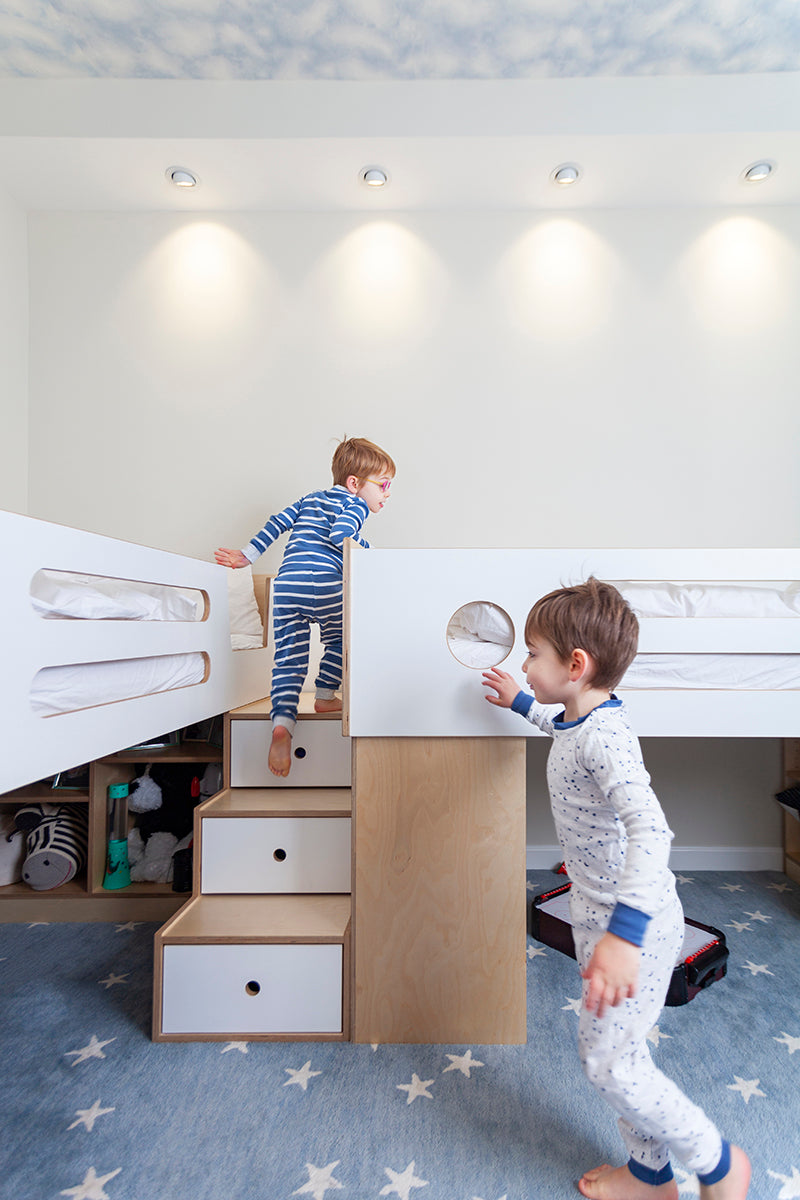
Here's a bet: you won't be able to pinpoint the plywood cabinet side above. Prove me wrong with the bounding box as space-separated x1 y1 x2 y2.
352 736 527 1045
782 738 800 884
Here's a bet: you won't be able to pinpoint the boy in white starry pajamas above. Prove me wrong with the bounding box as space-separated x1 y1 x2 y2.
483 578 750 1200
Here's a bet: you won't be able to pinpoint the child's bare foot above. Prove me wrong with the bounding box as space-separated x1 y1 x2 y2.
578 1164 678 1200
268 726 292 777
314 697 342 713
700 1147 751 1200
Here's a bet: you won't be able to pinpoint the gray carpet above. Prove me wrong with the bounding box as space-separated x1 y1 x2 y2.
1 870 798 1200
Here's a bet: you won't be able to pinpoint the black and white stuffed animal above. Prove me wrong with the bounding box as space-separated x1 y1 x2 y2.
14 803 89 891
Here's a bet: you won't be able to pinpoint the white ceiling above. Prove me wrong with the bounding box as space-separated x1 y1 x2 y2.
1 1 799 212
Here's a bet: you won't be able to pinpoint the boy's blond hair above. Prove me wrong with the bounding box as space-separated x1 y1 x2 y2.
331 437 396 486
525 577 639 691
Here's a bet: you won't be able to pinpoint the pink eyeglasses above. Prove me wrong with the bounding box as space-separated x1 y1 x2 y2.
365 478 393 494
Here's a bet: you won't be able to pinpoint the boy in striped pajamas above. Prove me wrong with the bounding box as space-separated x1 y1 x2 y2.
483 579 750 1200
216 437 394 777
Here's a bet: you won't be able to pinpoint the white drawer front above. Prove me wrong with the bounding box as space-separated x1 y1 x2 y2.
230 720 351 787
201 816 351 893
161 943 343 1034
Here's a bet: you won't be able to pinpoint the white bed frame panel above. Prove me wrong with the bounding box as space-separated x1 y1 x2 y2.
1 511 270 793
345 547 800 738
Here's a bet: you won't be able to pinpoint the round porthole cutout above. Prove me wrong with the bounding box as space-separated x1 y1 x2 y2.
446 601 515 669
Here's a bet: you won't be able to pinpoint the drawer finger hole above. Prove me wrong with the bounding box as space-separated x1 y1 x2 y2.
294 746 307 759
245 980 261 996
273 848 287 862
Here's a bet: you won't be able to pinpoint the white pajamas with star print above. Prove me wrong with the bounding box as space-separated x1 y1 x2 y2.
519 695 724 1179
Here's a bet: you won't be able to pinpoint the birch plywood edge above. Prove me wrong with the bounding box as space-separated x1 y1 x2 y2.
342 538 352 736
353 737 527 1045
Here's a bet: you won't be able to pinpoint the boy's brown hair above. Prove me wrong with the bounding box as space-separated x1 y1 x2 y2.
525 577 639 691
331 437 396 486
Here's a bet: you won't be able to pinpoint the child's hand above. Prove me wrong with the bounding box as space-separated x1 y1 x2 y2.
482 668 522 709
582 932 641 1018
214 548 249 569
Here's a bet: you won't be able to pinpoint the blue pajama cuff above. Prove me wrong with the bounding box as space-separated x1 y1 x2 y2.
511 691 533 717
628 1158 674 1186
698 1140 731 1186
608 901 650 947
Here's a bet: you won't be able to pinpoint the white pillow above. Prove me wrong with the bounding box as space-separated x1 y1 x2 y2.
226 566 265 640
448 601 515 646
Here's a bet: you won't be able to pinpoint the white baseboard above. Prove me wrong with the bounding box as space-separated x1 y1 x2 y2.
526 845 784 872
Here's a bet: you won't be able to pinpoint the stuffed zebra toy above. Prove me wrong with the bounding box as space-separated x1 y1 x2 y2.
14 803 89 891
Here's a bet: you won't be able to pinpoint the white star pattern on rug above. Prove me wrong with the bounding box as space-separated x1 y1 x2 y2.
292 1160 344 1199
60 1165 121 1199
774 1032 800 1055
646 1025 672 1047
380 1161 428 1198
727 1075 765 1103
471 1194 507 1199
443 1049 484 1077
65 1035 116 1066
113 922 140 932
725 919 752 932
743 909 771 923
221 1041 249 1054
562 996 582 1014
675 875 694 885
67 1099 115 1131
284 1061 321 1090
768 1167 800 1198
97 972 128 989
527 944 547 959
740 960 775 976
767 881 793 893
397 1072 434 1103
719 883 744 892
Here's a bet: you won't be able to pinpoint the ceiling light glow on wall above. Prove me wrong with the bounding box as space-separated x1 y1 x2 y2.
742 161 774 183
166 167 199 188
359 166 389 188
551 163 581 187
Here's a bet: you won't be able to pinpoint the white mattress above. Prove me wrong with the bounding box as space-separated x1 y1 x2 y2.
30 653 207 717
622 653 799 691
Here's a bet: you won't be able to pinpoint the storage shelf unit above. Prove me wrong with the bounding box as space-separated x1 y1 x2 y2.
0 743 221 923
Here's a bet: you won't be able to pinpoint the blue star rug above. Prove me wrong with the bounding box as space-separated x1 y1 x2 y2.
1 870 798 1200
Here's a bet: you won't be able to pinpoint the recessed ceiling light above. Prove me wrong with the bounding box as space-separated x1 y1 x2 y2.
742 161 774 183
166 167 199 188
551 163 581 187
359 165 389 188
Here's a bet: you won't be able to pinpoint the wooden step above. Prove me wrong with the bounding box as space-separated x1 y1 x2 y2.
156 892 351 942
199 786 352 818
153 894 351 1041
230 692 340 720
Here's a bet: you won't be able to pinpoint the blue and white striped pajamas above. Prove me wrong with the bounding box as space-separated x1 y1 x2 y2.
514 693 726 1185
242 487 370 732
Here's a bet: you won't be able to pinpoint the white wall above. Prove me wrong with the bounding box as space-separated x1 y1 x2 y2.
26 205 795 861
27 207 800 558
0 186 28 514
